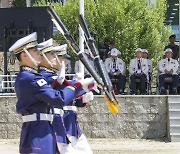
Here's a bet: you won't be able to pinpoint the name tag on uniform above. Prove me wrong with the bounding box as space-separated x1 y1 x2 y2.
37 79 47 87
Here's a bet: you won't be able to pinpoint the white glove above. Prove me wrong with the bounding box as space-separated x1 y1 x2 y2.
57 61 65 84
79 77 99 93
82 91 94 103
73 72 84 80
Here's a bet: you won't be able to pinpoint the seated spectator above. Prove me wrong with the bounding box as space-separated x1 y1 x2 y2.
129 48 149 95
105 48 126 94
158 48 179 95
142 49 153 82
74 49 94 78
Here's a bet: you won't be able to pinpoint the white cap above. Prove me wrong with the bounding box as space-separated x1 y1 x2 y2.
164 48 173 54
142 49 148 54
52 44 67 56
9 32 38 54
110 48 121 56
135 48 143 52
37 38 53 54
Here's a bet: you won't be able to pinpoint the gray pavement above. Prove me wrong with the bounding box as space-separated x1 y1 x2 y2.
1 138 180 154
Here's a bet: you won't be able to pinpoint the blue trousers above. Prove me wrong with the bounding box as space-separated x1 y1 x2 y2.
109 73 126 91
130 74 146 92
159 74 179 89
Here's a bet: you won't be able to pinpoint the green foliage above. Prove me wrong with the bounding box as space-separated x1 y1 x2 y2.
34 0 171 66
12 0 26 7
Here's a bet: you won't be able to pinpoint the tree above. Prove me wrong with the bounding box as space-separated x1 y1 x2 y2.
35 0 171 66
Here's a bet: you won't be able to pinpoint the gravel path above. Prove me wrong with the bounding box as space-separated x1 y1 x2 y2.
0 138 180 154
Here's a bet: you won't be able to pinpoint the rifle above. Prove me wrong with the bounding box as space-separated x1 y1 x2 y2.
47 6 119 113
78 14 119 107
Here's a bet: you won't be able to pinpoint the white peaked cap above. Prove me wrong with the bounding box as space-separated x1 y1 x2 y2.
164 48 173 54
37 38 53 54
142 49 148 54
135 48 143 52
111 48 121 56
53 44 67 52
9 32 38 54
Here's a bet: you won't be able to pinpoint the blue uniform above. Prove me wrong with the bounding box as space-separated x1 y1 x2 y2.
15 66 82 154
38 67 69 145
53 81 86 139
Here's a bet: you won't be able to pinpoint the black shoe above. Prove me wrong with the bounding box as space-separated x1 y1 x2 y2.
130 91 136 95
119 90 124 95
160 88 166 95
171 88 177 95
141 89 147 95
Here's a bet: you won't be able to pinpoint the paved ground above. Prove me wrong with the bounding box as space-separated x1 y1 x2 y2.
0 138 180 154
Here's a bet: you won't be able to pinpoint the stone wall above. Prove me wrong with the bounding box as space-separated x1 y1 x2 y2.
0 95 167 139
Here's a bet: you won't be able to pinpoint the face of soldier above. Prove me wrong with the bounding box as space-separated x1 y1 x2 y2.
165 52 173 58
142 52 148 59
136 51 142 58
22 47 41 68
45 51 57 67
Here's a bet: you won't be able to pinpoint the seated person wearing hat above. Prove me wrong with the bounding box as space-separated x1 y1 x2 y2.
105 48 126 94
129 48 149 95
164 34 179 60
142 49 153 82
158 48 179 95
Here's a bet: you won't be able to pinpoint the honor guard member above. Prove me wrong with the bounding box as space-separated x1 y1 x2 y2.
9 32 95 154
129 48 149 95
37 39 70 153
142 49 153 82
158 48 179 94
55 44 72 79
53 45 94 154
105 48 126 94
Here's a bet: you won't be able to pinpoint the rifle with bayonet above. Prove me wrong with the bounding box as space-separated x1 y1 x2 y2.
47 6 119 113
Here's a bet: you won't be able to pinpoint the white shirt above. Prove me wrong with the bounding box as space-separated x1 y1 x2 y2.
129 58 149 75
104 57 126 75
158 58 179 75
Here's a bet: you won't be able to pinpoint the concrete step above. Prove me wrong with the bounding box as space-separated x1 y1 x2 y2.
169 103 180 110
169 110 180 117
170 135 180 142
170 126 180 134
169 119 180 125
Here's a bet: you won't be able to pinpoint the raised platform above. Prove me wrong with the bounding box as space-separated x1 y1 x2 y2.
0 95 179 141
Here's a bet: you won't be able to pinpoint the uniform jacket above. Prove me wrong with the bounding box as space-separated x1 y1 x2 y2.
16 66 82 154
158 58 179 75
105 57 126 75
129 58 149 76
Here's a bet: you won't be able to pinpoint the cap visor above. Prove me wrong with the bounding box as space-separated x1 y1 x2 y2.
63 54 71 60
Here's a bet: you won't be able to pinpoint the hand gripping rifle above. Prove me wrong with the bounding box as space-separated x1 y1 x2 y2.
47 6 119 113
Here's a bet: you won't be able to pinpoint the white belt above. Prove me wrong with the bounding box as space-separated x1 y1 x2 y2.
63 106 77 112
22 113 53 122
53 108 64 116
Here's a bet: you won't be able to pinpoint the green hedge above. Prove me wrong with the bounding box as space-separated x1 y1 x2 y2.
35 0 171 66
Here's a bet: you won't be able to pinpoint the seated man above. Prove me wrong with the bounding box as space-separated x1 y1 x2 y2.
105 48 126 94
129 48 148 95
158 48 179 95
